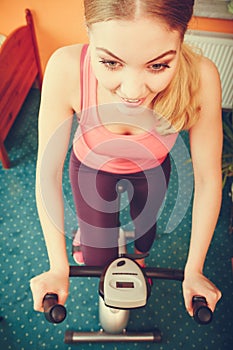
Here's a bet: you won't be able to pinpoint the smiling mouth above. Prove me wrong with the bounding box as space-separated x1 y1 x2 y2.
124 98 141 103
121 97 145 107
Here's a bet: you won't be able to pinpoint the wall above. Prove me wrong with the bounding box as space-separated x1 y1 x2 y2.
1 0 88 72
189 16 233 33
1 0 233 73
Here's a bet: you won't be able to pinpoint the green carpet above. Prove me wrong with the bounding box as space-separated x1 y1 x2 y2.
0 89 232 350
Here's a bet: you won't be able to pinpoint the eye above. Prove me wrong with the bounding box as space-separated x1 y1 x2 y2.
99 59 122 71
149 63 171 74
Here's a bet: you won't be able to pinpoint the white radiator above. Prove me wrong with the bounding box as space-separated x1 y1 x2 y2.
184 30 233 109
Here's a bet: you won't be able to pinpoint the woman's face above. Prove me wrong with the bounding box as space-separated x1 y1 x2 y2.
89 17 181 109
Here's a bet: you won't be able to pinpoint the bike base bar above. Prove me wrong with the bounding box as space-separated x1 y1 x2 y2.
69 265 184 281
64 329 162 343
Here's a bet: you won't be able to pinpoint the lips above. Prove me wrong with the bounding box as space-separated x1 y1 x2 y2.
114 96 148 115
121 97 145 107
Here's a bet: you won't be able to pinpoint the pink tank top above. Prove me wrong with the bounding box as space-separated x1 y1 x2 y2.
73 45 178 174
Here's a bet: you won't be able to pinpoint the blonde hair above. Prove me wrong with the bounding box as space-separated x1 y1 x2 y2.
84 0 201 133
84 0 194 37
154 43 201 133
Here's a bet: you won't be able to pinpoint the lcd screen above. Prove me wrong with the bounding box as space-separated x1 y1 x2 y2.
116 282 134 288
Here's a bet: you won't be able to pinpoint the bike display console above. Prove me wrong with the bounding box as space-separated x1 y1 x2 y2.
99 257 149 309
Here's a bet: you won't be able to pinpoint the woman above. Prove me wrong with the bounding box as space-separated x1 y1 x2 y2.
30 0 222 318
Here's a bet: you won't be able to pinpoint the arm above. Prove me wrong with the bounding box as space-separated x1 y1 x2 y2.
30 45 82 311
183 57 222 315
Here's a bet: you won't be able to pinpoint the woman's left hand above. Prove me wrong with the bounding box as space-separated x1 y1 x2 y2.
182 271 222 316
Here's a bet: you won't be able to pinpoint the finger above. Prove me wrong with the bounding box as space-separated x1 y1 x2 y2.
206 289 222 313
30 281 46 312
183 294 193 316
182 285 193 316
33 297 44 312
58 290 69 306
186 300 194 317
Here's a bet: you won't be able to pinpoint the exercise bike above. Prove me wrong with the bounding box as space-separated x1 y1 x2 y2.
42 183 213 344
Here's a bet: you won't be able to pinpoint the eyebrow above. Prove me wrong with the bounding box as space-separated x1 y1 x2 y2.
96 47 177 64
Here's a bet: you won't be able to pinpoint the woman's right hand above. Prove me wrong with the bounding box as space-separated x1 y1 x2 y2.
30 270 69 312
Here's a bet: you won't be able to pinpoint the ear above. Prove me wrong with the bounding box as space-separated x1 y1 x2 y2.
87 28 94 44
85 23 91 37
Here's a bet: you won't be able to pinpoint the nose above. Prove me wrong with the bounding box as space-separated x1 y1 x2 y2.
119 70 147 99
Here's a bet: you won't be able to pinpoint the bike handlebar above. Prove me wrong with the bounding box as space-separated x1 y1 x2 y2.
43 294 67 324
69 265 184 280
192 296 213 325
42 265 213 325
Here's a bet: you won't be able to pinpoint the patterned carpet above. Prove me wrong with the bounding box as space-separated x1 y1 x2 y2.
0 88 232 350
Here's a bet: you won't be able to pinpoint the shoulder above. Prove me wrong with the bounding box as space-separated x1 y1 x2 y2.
48 44 84 64
42 44 87 112
44 44 84 81
189 55 222 152
197 56 221 107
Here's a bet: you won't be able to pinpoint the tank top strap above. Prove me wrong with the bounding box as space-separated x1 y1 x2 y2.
80 44 98 114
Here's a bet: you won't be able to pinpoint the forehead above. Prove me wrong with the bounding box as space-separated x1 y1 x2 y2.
89 18 181 62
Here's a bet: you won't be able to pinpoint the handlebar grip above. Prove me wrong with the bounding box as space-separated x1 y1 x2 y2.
192 296 213 325
43 293 67 323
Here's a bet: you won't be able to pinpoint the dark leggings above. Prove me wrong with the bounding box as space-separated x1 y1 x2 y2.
69 149 171 266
